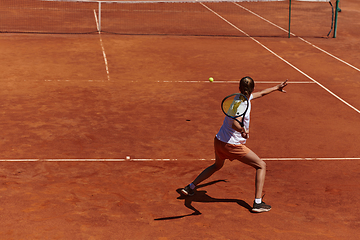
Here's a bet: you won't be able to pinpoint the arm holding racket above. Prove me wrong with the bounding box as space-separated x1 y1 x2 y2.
221 93 250 139
252 80 288 99
232 118 249 139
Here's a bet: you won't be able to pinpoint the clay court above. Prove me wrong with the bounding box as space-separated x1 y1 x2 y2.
0 0 359 239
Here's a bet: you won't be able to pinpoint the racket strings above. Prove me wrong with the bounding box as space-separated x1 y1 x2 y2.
225 95 247 117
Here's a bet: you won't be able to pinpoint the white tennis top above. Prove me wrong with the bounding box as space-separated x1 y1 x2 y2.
216 94 253 145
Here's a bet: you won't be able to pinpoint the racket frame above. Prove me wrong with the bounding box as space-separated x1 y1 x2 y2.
221 93 249 128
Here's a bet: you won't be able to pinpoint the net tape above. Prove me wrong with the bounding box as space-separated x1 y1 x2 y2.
2 0 334 37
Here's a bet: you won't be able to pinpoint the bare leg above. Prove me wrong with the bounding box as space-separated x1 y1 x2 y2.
192 154 225 186
238 150 266 199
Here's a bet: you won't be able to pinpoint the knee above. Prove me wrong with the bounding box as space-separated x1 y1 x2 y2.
258 160 266 170
252 159 266 170
213 162 224 171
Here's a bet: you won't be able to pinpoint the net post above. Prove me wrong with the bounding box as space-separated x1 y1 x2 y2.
333 0 340 38
288 0 292 38
98 1 102 32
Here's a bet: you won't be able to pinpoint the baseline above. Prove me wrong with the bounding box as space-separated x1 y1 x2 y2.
157 80 315 84
0 158 359 162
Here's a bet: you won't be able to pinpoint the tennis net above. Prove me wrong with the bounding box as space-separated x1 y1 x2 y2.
0 0 336 37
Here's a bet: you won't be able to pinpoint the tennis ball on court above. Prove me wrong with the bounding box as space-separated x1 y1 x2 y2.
209 77 214 82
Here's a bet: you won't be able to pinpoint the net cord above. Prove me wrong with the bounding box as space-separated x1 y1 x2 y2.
3 0 334 36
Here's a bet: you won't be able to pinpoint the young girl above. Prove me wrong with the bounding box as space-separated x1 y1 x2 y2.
181 76 288 213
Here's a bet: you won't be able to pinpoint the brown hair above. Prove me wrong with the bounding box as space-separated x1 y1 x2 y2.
239 76 255 98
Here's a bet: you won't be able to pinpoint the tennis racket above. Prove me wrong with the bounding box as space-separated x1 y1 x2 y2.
221 93 249 131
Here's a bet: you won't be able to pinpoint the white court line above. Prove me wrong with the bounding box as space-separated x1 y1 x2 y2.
43 79 107 82
262 158 360 161
0 159 179 162
158 80 314 84
298 37 360 73
0 158 359 162
200 2 360 114
234 2 360 73
94 9 110 81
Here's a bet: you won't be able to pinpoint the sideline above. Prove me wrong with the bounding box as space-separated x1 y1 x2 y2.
200 2 360 114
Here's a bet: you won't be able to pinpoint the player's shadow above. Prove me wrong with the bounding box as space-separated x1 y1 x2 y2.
154 180 252 221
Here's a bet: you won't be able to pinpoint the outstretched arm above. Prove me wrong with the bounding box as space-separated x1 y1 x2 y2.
252 80 288 100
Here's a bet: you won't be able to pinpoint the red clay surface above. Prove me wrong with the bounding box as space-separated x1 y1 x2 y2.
0 0 360 239
1 160 360 239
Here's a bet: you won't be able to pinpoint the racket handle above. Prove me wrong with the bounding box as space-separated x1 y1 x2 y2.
243 126 247 133
240 120 249 137
240 124 247 134
240 122 246 131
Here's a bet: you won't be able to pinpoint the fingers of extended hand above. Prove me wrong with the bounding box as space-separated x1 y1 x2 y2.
279 79 288 92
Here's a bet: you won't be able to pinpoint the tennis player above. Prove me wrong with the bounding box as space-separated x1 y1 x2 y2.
181 76 288 213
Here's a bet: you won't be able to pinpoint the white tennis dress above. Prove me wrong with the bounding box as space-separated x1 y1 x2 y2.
216 94 253 145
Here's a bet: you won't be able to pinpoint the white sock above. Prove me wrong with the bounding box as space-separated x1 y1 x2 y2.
189 183 196 189
255 198 262 204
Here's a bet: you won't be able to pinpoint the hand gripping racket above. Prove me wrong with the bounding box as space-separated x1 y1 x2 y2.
221 93 249 132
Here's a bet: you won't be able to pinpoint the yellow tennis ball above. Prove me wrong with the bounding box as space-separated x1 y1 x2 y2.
209 77 214 82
